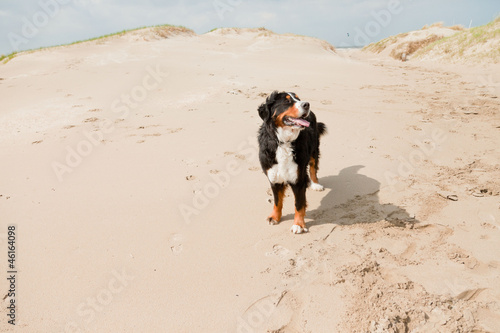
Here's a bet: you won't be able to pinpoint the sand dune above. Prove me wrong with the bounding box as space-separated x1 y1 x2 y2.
364 18 500 63
1 27 499 332
363 23 461 61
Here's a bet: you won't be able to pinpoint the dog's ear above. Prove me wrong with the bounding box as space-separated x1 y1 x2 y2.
258 103 269 121
258 91 279 121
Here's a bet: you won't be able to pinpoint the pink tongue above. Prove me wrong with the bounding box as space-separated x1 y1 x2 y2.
291 118 310 127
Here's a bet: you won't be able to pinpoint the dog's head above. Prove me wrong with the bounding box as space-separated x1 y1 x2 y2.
258 91 311 130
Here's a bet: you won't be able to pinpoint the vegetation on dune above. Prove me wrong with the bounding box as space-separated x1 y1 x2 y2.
363 33 406 54
414 16 500 62
362 24 457 60
421 21 465 31
0 24 193 65
364 16 499 63
207 26 274 36
65 24 194 46
389 34 441 60
207 27 335 52
0 52 17 64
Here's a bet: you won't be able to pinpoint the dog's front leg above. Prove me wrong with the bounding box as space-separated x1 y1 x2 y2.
267 183 285 225
290 183 308 234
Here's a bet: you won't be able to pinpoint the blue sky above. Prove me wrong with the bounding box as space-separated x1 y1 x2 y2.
1 0 499 55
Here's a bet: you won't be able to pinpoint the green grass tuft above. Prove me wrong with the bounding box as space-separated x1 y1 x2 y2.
0 52 18 64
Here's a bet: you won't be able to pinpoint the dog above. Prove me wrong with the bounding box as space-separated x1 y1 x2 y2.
257 91 326 234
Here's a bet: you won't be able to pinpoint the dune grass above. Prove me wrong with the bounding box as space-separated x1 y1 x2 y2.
207 26 273 36
47 23 193 48
390 34 441 60
362 32 409 54
414 16 500 62
421 22 465 31
364 16 499 62
0 52 18 64
0 24 192 65
362 22 454 56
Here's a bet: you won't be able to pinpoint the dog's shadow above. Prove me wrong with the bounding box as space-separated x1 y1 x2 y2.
282 165 417 229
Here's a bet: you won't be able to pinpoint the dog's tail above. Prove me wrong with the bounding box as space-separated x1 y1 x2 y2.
317 122 327 137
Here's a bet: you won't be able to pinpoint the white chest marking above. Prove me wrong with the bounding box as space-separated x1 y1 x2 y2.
267 142 298 184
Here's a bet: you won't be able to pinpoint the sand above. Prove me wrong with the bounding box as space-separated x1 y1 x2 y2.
0 28 499 332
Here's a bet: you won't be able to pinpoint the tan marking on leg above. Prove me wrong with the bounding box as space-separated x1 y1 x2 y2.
268 187 285 224
309 157 319 184
293 206 306 228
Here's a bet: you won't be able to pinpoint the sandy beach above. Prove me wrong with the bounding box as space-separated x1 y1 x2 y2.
1 26 499 332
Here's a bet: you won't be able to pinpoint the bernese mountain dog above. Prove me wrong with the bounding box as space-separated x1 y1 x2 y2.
258 91 327 234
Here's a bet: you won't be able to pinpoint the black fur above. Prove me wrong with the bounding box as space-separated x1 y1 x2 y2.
257 91 327 226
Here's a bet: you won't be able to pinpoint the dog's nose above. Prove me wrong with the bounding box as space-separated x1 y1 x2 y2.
302 102 310 111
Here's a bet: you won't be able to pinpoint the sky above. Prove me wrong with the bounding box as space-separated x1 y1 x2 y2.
1 0 499 55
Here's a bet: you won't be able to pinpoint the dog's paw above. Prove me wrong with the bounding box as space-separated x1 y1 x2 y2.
310 182 324 191
267 217 279 225
290 224 308 234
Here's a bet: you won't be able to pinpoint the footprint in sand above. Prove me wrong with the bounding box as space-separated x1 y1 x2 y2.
168 234 184 255
400 242 416 259
448 249 479 269
166 128 182 134
478 211 497 229
83 117 99 123
137 125 161 130
265 244 291 258
32 140 43 144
